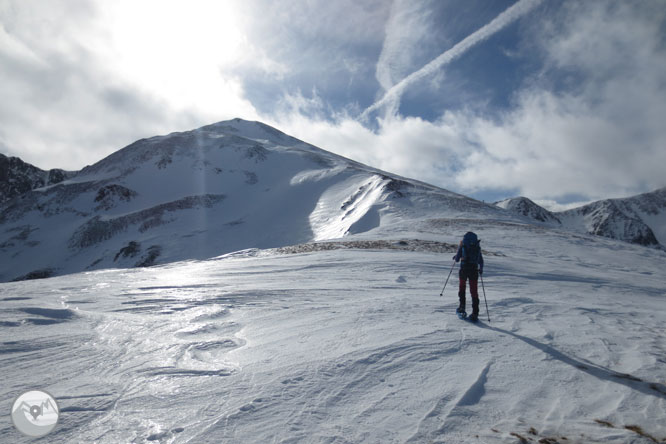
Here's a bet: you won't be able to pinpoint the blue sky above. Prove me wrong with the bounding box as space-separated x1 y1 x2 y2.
1 0 665 209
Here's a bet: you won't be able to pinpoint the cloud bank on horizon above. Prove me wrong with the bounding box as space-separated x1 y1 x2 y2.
1 0 665 206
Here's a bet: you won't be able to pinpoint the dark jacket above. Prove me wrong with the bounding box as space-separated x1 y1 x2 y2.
453 243 484 274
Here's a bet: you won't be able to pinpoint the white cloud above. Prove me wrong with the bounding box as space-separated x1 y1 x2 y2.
534 199 594 212
0 22 47 68
0 0 260 170
451 1 666 201
268 102 471 192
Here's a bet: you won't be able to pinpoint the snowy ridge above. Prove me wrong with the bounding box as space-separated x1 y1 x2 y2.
558 200 656 246
558 188 666 247
496 189 666 248
495 196 561 225
308 174 388 240
0 119 512 282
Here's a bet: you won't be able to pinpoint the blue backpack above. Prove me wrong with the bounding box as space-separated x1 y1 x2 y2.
462 232 481 266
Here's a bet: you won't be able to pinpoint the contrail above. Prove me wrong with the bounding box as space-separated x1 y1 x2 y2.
360 0 543 121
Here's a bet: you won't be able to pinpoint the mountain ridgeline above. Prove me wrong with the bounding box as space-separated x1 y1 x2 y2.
495 193 666 248
0 153 73 204
0 119 500 282
1 118 664 282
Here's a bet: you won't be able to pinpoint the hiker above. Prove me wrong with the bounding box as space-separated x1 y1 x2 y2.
453 232 484 322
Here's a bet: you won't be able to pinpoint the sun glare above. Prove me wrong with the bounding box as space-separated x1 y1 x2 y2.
103 0 246 114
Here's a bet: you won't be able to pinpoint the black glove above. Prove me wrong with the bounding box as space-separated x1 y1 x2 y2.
479 269 483 276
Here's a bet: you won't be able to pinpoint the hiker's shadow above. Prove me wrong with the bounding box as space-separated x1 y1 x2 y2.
477 323 666 400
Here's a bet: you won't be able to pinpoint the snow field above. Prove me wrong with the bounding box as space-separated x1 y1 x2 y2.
1 222 664 443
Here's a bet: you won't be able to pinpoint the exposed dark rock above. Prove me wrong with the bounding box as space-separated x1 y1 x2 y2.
69 194 225 249
94 184 137 211
0 153 72 203
12 268 55 282
114 241 141 261
562 199 659 246
237 144 269 163
498 191 665 248
384 177 410 198
0 225 38 249
136 245 161 267
0 181 97 224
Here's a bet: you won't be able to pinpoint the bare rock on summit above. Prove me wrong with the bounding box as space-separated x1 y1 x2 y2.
0 153 72 204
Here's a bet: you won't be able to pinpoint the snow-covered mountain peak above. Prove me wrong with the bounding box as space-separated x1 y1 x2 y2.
497 189 666 248
495 196 561 225
0 119 505 282
199 118 302 145
73 119 374 187
558 192 663 247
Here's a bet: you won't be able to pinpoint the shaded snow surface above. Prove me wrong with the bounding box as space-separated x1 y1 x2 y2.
1 220 665 443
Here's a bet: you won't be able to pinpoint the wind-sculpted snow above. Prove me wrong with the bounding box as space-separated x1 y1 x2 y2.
1 221 664 443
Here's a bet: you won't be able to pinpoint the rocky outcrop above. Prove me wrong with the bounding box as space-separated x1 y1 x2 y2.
0 153 72 203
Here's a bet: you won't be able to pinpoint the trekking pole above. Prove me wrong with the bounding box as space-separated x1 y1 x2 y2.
439 261 456 297
480 273 490 321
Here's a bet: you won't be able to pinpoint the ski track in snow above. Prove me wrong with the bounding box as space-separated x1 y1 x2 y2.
1 224 665 444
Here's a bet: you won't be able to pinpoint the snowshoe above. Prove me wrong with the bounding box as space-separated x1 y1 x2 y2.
456 307 467 320
468 313 479 322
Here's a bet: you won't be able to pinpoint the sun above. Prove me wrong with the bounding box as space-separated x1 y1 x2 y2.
101 0 247 114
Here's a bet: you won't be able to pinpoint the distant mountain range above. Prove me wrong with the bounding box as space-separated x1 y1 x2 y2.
1 119 664 282
495 190 666 248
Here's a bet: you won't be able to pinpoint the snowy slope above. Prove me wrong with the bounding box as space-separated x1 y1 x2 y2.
1 216 664 443
0 119 510 283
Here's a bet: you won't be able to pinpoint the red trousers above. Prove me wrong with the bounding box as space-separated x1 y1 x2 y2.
458 266 479 314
